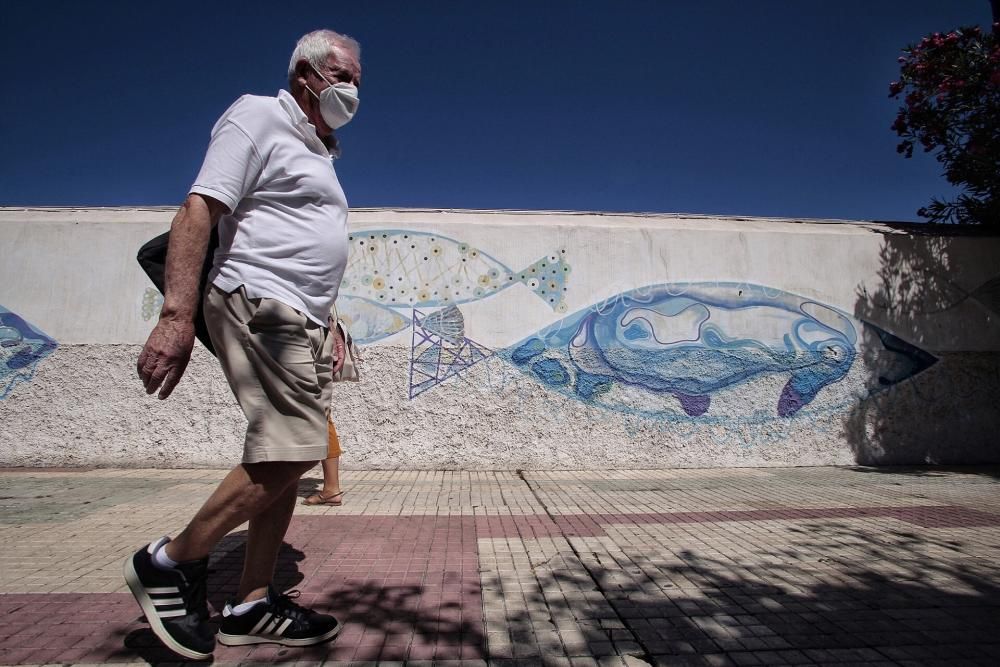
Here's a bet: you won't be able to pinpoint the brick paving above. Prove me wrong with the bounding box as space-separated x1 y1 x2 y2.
1 466 999 666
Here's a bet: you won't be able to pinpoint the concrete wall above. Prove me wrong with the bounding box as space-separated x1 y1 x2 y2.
1 206 998 468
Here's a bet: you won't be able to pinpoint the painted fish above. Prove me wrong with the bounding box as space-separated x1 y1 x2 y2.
336 295 411 345
0 306 58 400
341 229 571 312
507 283 860 417
141 287 163 321
410 284 936 419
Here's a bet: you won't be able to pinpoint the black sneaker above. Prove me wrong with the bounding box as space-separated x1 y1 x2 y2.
123 537 215 660
217 585 341 647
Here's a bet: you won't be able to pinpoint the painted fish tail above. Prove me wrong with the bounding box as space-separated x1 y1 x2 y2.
515 250 571 311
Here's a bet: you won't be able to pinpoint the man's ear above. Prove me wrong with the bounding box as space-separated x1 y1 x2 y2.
294 59 311 86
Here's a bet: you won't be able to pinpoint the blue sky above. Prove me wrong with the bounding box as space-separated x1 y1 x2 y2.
0 0 992 220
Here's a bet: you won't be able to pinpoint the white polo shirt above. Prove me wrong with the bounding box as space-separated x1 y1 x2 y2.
191 89 349 326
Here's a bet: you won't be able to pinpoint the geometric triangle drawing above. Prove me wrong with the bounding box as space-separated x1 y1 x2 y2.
409 306 494 399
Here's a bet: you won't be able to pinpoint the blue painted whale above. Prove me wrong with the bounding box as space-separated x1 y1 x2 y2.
0 306 57 400
501 283 924 418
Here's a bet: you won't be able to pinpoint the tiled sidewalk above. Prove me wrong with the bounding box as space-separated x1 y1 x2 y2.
1 466 999 666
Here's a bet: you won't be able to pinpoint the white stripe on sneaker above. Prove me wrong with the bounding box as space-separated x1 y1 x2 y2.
250 612 273 635
152 597 184 606
157 608 187 618
275 618 293 636
262 616 285 635
146 586 179 594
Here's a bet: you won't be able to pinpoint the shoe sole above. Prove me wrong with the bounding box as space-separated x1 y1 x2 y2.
122 555 214 660
217 621 341 647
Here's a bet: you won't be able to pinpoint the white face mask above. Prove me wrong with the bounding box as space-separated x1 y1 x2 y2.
307 64 359 130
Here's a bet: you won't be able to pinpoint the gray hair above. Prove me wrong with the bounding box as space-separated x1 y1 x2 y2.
287 29 361 83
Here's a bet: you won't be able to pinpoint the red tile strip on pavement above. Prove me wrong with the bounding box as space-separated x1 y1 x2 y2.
1 504 998 664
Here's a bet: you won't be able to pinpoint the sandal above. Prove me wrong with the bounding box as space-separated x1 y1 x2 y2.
303 490 345 506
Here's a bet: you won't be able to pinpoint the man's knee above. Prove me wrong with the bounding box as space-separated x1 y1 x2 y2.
242 460 316 487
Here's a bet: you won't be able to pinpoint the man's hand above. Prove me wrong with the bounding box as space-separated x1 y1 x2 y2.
137 193 224 399
332 324 346 376
138 318 196 399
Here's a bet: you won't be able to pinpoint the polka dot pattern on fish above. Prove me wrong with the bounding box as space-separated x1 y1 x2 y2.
341 230 570 312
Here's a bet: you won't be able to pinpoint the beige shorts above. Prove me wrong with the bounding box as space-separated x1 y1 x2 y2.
204 285 333 464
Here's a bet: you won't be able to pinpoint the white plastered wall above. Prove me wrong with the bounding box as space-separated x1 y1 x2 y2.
1 207 998 468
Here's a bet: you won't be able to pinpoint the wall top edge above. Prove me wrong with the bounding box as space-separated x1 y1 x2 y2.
0 206 994 237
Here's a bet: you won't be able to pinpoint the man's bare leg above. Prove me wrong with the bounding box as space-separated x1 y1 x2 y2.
236 481 299 602
164 460 314 564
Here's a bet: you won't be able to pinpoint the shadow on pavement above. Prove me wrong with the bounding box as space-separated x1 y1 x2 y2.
116 534 310 664
207 531 307 612
121 627 214 665
488 518 1000 663
846 464 1000 480
114 527 487 663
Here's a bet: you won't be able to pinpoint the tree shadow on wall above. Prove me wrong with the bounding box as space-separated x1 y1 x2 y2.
487 521 1000 663
847 222 1000 466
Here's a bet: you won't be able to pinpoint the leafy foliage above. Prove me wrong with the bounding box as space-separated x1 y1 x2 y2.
890 25 1000 225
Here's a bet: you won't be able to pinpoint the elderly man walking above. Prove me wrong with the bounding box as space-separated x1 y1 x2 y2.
123 29 361 659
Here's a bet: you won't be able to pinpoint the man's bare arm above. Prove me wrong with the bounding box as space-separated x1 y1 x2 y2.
137 193 227 399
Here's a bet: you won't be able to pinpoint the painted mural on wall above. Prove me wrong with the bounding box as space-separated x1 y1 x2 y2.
507 283 858 418
336 229 939 422
137 229 571 346
403 282 936 419
339 230 570 344
500 283 934 420
0 306 57 400
410 306 493 398
133 226 940 423
942 275 1000 315
141 287 163 321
